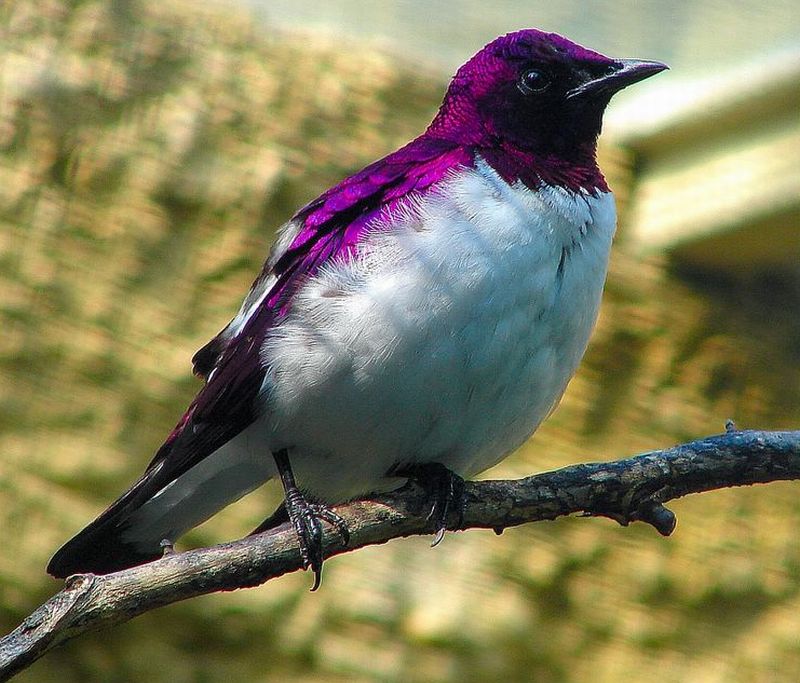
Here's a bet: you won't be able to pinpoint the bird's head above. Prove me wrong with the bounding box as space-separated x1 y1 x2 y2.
428 29 667 164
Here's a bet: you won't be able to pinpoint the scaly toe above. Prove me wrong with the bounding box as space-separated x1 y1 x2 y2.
395 462 466 545
283 492 349 590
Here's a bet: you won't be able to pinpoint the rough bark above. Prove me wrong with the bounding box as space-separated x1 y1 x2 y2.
1 429 798 681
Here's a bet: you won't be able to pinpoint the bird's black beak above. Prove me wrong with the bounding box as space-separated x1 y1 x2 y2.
566 59 668 100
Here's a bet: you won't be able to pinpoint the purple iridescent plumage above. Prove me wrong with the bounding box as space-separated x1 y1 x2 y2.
46 28 668 578
274 138 470 310
149 29 622 493
266 30 621 316
72 26 627 510
153 139 471 484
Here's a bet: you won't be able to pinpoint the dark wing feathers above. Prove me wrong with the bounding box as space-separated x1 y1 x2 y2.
48 136 467 577
192 334 226 379
47 304 271 577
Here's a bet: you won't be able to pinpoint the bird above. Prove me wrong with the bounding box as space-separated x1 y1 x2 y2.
47 29 667 587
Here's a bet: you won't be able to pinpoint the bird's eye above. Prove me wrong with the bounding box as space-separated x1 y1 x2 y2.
518 68 551 95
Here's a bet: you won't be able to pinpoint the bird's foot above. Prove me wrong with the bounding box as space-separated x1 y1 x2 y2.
397 462 466 546
283 488 349 591
270 448 350 590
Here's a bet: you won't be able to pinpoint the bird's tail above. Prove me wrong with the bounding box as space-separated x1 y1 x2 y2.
47 471 165 578
47 431 274 578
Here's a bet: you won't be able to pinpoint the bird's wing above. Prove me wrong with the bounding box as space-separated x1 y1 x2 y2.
193 136 469 378
48 136 468 577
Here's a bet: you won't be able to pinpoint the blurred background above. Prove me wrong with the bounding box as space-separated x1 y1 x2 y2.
1 1 799 681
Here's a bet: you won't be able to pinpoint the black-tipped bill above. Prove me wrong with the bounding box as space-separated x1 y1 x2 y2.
566 59 668 100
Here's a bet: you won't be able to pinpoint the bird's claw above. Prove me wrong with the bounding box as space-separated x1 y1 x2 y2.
397 462 466 546
426 466 466 546
284 490 349 591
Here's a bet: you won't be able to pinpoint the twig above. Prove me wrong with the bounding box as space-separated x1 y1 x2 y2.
1 429 798 681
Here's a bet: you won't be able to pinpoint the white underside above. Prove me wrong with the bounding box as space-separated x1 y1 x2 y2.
123 159 616 547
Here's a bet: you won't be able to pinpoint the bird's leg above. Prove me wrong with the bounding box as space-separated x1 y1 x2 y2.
267 449 349 591
395 462 466 546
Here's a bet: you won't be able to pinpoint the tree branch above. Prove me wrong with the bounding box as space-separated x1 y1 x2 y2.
2 428 799 681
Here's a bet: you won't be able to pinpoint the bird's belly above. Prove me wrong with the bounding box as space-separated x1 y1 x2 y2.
259 169 616 501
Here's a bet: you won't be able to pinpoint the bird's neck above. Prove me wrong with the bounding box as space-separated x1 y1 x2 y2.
426 106 607 194
478 139 608 194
